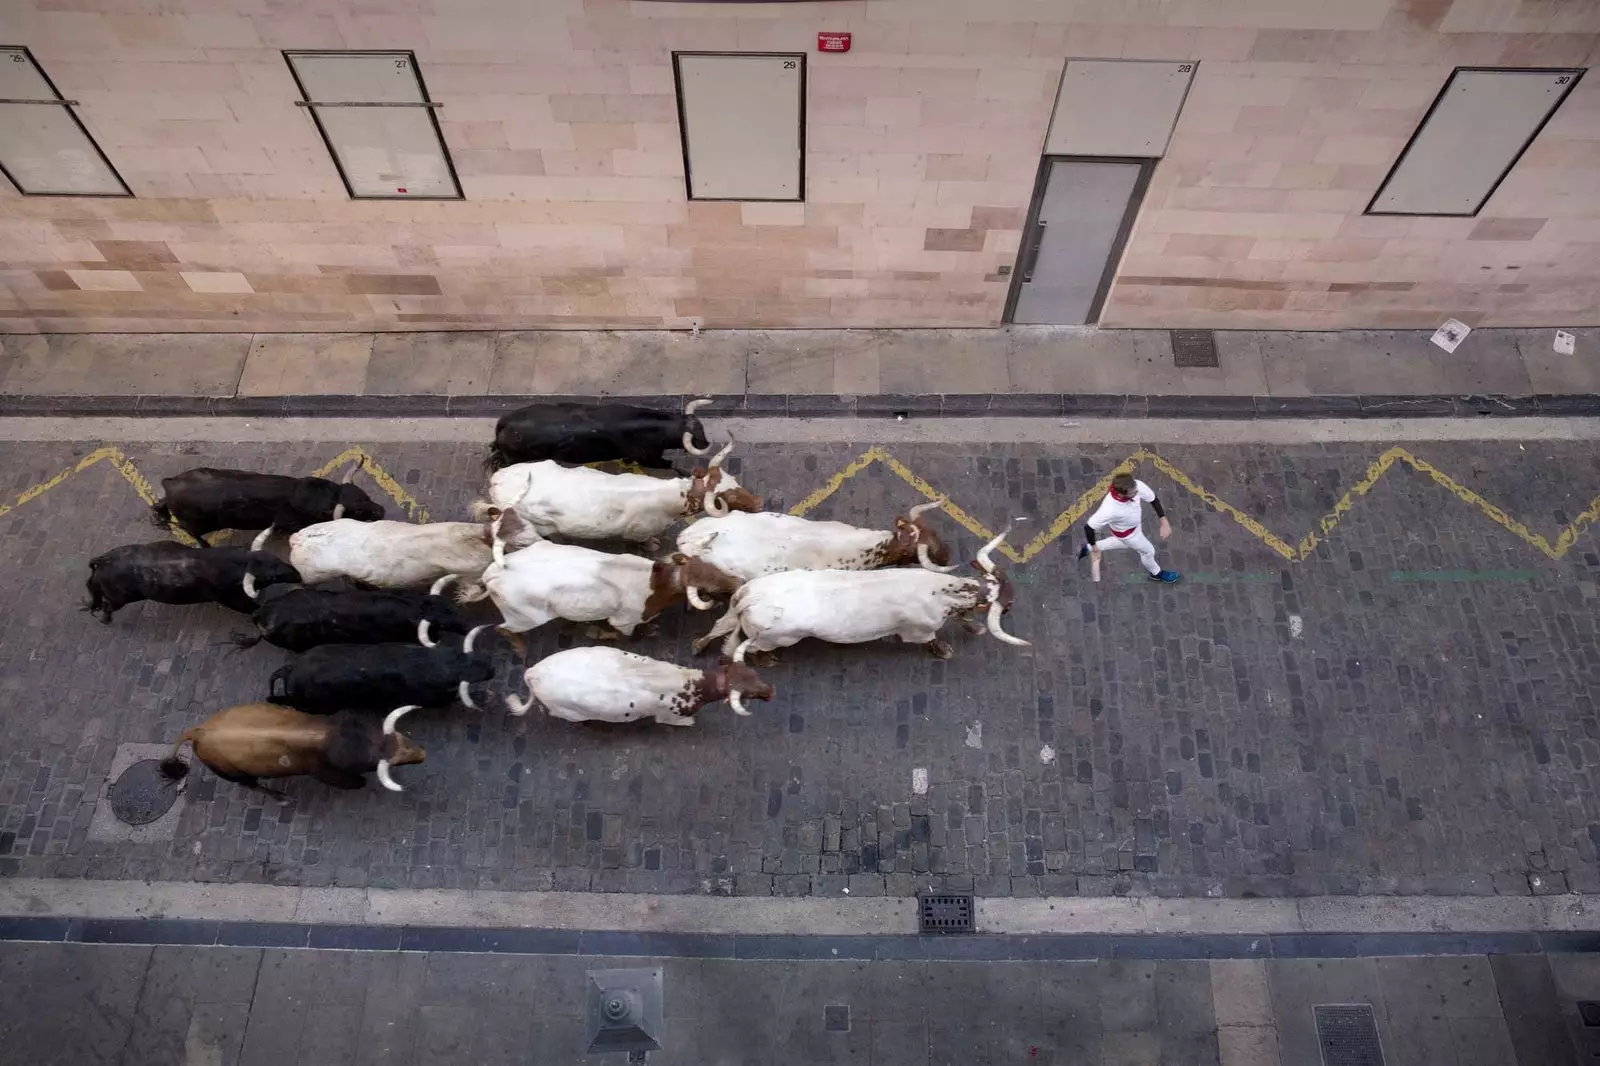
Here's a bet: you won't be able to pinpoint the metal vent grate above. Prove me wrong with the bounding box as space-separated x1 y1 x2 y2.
1314 1004 1385 1066
918 893 974 934
1171 329 1220 368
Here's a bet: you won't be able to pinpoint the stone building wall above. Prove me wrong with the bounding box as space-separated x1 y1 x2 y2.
0 0 1597 333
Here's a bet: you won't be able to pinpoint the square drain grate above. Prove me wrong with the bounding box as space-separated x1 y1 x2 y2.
1314 1004 1385 1066
918 892 974 934
1171 329 1220 368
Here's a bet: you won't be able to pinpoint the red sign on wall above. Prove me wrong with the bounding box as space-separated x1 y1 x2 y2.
817 32 851 52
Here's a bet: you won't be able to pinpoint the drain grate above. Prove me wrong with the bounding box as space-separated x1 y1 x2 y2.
1314 1004 1385 1066
918 893 974 934
1171 329 1220 368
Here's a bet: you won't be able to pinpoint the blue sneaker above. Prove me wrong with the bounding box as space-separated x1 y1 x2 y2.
1077 544 1089 561
1149 570 1181 583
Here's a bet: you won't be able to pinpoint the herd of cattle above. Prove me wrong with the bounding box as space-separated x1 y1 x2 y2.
81 399 1029 800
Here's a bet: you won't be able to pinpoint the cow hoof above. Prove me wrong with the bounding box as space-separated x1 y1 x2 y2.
929 640 955 660
584 625 623 642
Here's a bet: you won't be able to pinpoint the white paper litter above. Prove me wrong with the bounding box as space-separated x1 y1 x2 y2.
1431 318 1471 353
1554 330 1576 355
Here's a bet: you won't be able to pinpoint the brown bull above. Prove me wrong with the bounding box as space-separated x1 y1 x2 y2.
159 703 426 797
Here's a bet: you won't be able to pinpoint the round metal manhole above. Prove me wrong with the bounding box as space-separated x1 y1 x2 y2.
107 759 182 826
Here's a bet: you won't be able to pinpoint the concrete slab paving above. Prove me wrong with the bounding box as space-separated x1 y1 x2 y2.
364 331 493 396
237 333 373 396
1 325 1590 405
0 332 250 396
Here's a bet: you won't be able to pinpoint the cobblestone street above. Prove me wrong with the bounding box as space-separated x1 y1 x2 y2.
1 433 1597 899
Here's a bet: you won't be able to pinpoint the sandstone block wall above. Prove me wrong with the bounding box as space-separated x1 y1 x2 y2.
0 0 1596 333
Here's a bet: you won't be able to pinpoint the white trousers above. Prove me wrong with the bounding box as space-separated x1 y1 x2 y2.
1090 528 1160 575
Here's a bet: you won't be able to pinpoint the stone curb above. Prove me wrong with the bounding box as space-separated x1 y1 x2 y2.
2 392 1599 420
3 879 1598 938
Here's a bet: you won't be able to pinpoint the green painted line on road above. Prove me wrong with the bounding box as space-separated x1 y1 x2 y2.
1387 569 1543 583
1117 571 1276 585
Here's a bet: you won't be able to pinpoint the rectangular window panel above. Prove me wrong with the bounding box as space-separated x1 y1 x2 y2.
0 46 130 196
1045 59 1197 158
284 50 462 200
1367 67 1583 217
674 52 804 201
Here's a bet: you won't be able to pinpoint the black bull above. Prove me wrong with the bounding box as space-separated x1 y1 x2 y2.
267 628 496 713
85 542 302 622
484 399 713 471
151 467 385 540
233 584 474 652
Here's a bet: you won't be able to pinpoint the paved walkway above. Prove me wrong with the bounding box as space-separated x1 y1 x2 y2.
4 879 1600 1064
0 326 1596 408
2 423 1597 900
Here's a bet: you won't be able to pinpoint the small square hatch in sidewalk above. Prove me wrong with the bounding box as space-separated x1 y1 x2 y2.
918 892 974 934
1170 329 1220 368
1313 1004 1385 1066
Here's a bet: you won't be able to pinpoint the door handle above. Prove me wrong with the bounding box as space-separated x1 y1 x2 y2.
1020 220 1047 283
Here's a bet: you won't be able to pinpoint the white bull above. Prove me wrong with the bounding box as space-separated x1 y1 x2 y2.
692 528 1030 662
468 441 761 547
245 518 538 595
506 646 775 724
674 499 955 581
451 531 742 655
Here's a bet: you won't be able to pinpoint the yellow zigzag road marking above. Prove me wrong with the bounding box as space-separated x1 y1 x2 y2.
0 445 427 547
1 443 1594 566
789 446 1600 564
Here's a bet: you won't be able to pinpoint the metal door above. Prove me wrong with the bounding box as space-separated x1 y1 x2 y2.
1007 158 1150 325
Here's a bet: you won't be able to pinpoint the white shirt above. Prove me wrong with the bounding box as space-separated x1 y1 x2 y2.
1087 479 1155 536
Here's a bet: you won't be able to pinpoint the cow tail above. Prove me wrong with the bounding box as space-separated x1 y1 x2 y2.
226 630 263 651
149 499 173 530
455 582 491 605
159 730 196 780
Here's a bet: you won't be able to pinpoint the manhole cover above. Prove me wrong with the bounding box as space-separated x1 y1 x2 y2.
107 759 182 826
1314 1004 1385 1066
918 892 974 934
1171 329 1220 368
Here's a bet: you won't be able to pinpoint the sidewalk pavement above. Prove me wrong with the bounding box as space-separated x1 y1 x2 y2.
0 327 1596 416
2 939 1595 1064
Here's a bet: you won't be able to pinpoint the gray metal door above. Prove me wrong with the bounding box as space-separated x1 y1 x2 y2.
1010 159 1146 325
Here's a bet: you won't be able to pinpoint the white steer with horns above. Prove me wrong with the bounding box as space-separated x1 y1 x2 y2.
692 527 1030 662
674 498 955 581
468 441 761 547
246 518 539 596
449 513 743 655
506 646 776 724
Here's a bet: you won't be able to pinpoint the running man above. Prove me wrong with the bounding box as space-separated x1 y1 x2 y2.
1077 473 1181 583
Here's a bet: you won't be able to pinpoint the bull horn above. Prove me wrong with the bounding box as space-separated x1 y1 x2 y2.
682 399 713 456
686 585 712 610
684 398 712 416
383 704 419 736
492 534 506 566
376 761 402 792
417 619 437 648
733 637 752 664
463 624 490 655
708 439 734 470
430 575 456 597
242 571 260 601
917 542 958 573
506 676 534 716
703 491 729 518
907 497 945 520
250 526 274 553
458 681 479 710
985 596 1031 647
341 467 356 485
332 504 345 520
728 688 751 716
976 524 1013 575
